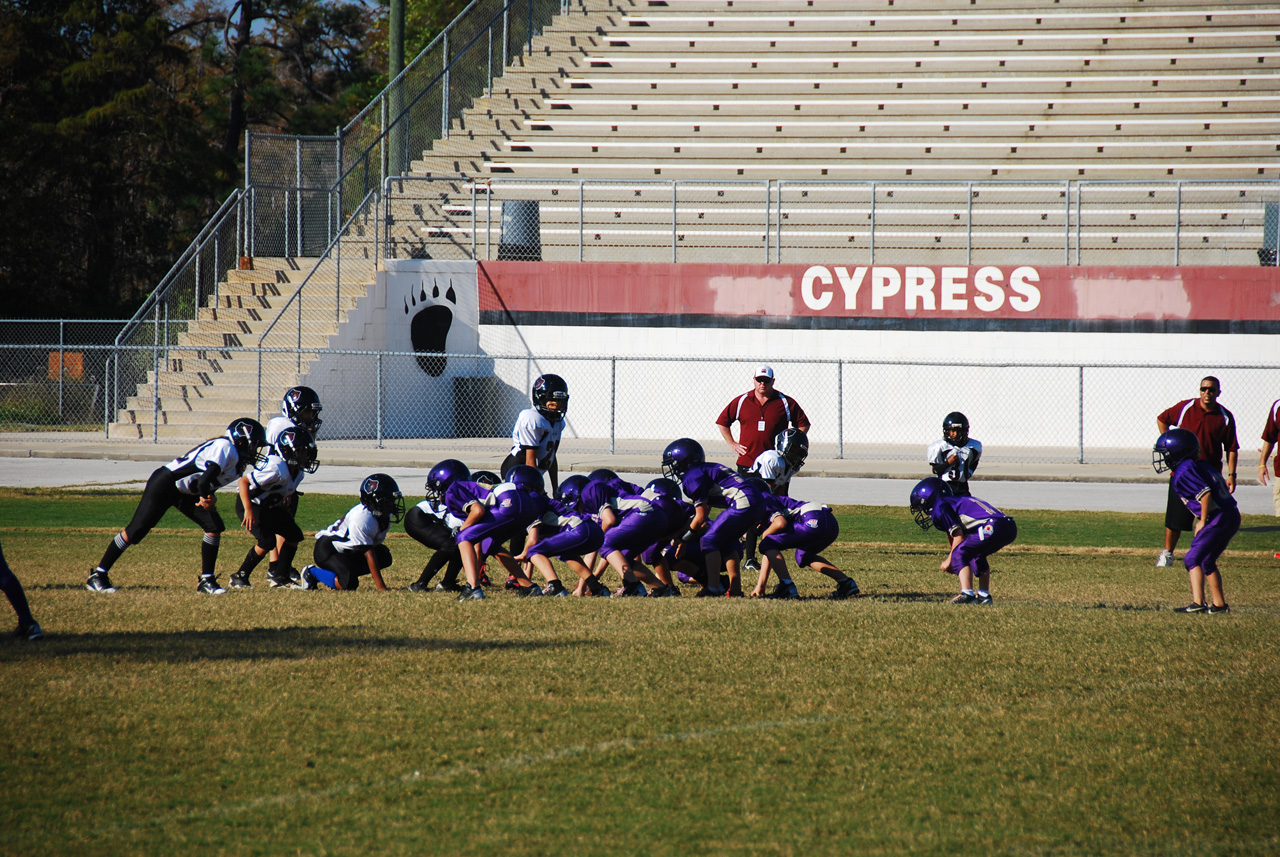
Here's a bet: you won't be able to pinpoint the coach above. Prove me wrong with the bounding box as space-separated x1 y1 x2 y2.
1155 375 1239 567
716 365 811 475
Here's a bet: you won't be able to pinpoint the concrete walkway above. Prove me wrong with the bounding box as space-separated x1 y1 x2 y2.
0 432 1274 515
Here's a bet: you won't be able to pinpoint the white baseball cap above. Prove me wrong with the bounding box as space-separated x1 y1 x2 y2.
754 365 774 381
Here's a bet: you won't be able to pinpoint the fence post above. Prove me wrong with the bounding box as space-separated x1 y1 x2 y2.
58 320 65 420
442 29 451 141
151 303 161 443
837 359 844 460
1078 365 1085 464
610 356 617 455
376 352 384 448
256 347 263 425
296 138 304 258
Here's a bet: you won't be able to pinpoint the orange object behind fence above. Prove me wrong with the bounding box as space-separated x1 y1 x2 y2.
49 351 84 381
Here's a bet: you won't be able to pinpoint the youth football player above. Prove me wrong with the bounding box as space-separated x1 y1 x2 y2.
909 476 1017 605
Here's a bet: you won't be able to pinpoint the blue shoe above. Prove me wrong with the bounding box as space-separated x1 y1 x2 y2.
15 622 43 641
768 581 800 600
86 570 116 594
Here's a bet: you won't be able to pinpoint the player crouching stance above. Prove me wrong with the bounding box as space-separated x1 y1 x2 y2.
749 490 860 601
295 474 402 591
230 426 318 588
86 418 268 595
1153 428 1238 614
909 476 1017 605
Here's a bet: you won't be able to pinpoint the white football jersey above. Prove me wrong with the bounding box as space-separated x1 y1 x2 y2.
265 415 296 450
927 438 983 485
245 454 305 506
508 407 565 471
165 437 241 495
749 450 800 490
413 498 465 529
317 503 388 552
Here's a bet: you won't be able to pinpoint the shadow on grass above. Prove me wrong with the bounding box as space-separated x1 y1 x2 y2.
3 626 595 662
1238 524 1280 534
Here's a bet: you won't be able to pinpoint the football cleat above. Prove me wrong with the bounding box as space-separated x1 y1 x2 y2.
457 585 486 601
229 572 252 589
974 592 994 605
1155 550 1175 567
434 581 464 593
505 574 520 590
830 578 861 600
1174 602 1207 614
742 557 761 573
15 622 44 641
1207 603 1231 614
695 587 724 598
617 581 648 597
649 584 681 598
267 570 295 588
407 580 431 593
291 566 318 591
196 576 227 595
950 592 977 604
85 570 117 594
768 581 800 600
517 583 544 597
586 579 612 597
543 580 570 597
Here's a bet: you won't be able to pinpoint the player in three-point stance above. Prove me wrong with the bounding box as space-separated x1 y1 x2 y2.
1154 428 1238 614
452 465 549 601
514 485 605 597
748 487 860 601
86 418 268 595
230 425 318 589
295 473 402 591
910 476 1017 605
927 411 982 497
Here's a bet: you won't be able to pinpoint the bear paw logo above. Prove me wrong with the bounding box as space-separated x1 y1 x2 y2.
405 278 457 377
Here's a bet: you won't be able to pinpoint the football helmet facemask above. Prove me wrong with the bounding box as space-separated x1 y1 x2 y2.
661 438 705 481
909 476 951 532
361 473 405 522
1153 428 1200 474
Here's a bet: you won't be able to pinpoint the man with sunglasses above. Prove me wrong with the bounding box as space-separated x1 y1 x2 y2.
1155 377 1239 567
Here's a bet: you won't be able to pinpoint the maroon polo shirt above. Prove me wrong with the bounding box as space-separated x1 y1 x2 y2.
716 390 809 467
1158 398 1239 471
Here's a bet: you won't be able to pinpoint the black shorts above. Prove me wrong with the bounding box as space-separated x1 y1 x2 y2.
1165 478 1195 532
235 496 304 550
124 467 225 543
314 536 392 591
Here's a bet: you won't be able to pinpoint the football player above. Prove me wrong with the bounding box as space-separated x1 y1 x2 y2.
637 477 695 597
406 459 470 593
2 538 42 640
454 465 549 600
262 386 324 575
230 426 318 589
501 374 569 496
748 492 859 601
927 412 982 497
295 473 402 591
86 418 268 595
514 490 606 597
576 476 668 597
1154 429 1238 614
662 437 768 597
909 476 1017 605
742 427 810 571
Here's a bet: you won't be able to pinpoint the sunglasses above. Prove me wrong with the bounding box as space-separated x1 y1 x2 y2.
1200 387 1219 393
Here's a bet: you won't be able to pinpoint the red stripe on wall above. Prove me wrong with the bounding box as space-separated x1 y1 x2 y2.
478 262 1280 322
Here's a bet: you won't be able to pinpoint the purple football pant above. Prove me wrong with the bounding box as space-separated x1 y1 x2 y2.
529 520 604 560
700 507 764 554
759 509 839 568
1183 505 1240 575
601 511 667 557
949 517 1018 577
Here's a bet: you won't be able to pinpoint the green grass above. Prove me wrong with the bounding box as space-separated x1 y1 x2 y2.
2 488 1278 856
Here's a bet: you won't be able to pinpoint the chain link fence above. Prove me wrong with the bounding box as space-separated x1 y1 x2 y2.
4 336 1276 467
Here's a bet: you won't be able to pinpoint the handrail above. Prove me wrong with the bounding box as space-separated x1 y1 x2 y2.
113 190 243 347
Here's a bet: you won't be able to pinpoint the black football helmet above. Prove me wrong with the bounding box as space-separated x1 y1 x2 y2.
943 412 969 446
909 477 952 531
471 469 501 487
532 374 570 422
661 438 705 481
361 473 405 522
226 418 268 469
281 386 324 434
277 426 319 474
425 459 470 501
506 464 546 494
1153 428 1200 474
774 428 809 469
558 474 589 505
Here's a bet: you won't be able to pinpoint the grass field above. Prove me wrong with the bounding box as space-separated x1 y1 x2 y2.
3 488 1278 857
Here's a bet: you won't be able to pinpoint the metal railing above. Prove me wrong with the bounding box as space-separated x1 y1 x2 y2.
383 176 1280 266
